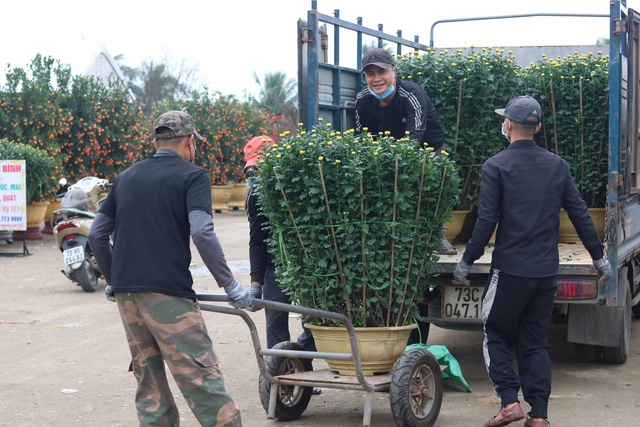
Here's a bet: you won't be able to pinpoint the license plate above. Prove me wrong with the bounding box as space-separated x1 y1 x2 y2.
442 285 483 320
63 246 85 266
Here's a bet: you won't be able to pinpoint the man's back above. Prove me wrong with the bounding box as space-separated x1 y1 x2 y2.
102 155 211 297
465 140 601 277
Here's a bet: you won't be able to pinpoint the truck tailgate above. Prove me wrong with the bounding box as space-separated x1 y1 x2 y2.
433 242 595 276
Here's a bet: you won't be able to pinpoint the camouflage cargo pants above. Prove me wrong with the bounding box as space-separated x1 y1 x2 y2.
116 292 242 427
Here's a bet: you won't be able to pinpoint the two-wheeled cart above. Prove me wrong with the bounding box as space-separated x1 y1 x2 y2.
197 294 443 427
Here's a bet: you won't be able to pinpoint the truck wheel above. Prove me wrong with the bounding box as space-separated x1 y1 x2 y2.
601 285 631 364
258 341 313 421
390 347 443 427
76 258 99 292
573 343 601 363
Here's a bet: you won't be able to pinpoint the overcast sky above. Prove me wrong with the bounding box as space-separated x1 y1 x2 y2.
0 0 636 99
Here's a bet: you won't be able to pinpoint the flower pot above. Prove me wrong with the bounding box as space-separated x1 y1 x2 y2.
211 185 232 213
42 198 62 234
13 201 50 241
559 208 606 243
443 210 471 242
304 323 416 376
227 183 248 211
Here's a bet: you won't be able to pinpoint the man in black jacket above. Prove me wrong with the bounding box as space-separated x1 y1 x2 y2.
244 135 316 352
453 96 612 427
355 47 454 256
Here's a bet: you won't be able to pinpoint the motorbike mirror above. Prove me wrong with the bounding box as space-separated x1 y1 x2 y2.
58 178 68 186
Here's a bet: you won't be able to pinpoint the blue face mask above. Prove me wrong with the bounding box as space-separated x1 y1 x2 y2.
368 85 395 100
501 122 510 142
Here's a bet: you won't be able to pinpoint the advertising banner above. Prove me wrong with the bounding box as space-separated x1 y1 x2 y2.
0 160 27 231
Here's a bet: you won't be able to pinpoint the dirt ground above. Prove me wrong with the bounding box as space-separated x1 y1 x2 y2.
1 210 639 427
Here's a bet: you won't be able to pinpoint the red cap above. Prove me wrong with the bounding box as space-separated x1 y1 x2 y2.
244 135 274 171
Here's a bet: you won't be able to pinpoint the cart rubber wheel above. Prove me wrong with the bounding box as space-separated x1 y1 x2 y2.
76 257 99 292
390 347 443 427
258 341 313 421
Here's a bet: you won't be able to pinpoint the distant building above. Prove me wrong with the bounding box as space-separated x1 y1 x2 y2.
83 43 127 87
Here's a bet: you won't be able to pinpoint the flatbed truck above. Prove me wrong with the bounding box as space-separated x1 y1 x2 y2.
298 0 638 363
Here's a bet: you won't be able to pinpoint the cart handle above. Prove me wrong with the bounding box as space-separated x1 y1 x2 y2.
196 293 378 391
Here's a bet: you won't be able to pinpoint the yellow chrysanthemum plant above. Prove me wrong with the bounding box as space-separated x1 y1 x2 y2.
396 48 610 210
254 121 460 328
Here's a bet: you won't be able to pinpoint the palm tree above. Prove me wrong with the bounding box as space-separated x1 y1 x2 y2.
253 71 298 133
113 54 199 116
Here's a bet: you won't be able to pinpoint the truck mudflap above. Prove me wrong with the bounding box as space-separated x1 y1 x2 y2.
567 266 632 363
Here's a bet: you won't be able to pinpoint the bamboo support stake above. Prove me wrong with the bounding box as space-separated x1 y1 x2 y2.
459 83 499 209
395 153 427 327
318 162 352 323
360 176 367 324
549 80 559 155
453 80 463 153
386 155 400 327
579 77 585 191
274 168 309 259
402 164 448 326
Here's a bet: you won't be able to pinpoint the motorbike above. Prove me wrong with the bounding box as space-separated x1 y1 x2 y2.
51 177 111 292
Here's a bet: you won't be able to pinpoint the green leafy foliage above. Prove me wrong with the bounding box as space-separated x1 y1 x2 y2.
396 47 610 209
0 54 279 195
521 51 609 208
255 121 460 327
0 54 152 196
0 139 55 203
396 47 521 211
160 90 280 184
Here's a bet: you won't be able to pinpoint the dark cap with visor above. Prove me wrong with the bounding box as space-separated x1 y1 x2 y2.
362 48 395 71
495 96 542 125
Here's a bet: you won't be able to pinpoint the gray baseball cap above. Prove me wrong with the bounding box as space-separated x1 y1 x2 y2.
362 48 395 71
495 96 542 125
153 111 203 141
